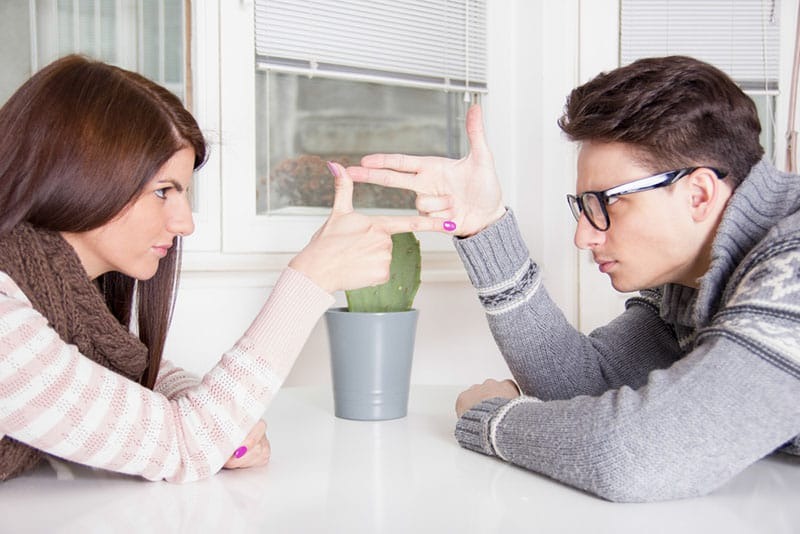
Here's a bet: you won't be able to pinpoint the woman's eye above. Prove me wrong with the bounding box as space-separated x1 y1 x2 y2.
607 196 619 206
154 187 170 199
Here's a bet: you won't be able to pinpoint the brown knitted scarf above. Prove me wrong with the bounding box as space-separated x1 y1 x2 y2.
0 223 148 481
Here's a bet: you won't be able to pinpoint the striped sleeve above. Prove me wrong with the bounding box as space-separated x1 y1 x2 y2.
0 267 333 482
154 361 202 400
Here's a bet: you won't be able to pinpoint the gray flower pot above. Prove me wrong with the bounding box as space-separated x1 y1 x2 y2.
325 307 418 420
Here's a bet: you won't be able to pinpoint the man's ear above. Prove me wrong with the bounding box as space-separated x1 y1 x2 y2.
687 168 731 223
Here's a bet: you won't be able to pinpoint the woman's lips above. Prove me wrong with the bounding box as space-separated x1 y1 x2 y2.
152 244 172 257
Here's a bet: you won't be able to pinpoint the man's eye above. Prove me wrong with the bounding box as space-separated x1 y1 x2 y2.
607 196 619 206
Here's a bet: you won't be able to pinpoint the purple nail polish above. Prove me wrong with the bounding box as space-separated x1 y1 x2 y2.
443 220 457 232
234 446 248 459
326 161 339 178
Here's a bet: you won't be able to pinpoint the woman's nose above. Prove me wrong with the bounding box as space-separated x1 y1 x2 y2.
168 195 195 237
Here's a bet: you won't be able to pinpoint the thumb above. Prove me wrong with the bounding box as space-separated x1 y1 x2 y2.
329 161 354 213
466 104 491 161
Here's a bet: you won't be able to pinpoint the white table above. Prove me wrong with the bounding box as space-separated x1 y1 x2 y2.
2 385 799 534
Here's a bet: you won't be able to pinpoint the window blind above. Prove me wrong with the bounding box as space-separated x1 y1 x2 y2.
620 0 780 90
30 0 184 97
254 0 487 93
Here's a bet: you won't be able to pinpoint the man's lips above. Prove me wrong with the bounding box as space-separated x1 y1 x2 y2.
595 258 616 273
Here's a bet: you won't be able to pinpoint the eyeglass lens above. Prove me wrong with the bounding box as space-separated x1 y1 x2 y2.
581 193 607 230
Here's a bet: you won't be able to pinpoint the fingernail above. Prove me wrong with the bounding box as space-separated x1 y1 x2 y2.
326 161 339 178
443 220 457 232
233 446 248 459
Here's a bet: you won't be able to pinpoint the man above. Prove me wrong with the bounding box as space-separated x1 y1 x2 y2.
347 56 800 502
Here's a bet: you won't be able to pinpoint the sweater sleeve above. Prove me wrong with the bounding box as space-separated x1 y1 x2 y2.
153 360 202 400
454 215 800 502
0 267 334 482
455 335 800 502
454 209 682 399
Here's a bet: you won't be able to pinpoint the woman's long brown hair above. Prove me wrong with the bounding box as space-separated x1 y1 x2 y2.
0 55 207 388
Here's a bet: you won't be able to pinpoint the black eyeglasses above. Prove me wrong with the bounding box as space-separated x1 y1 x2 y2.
566 166 728 232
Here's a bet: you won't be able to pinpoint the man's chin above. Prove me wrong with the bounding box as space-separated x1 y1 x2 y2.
608 275 639 294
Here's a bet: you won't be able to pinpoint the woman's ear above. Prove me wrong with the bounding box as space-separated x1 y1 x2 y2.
687 168 732 223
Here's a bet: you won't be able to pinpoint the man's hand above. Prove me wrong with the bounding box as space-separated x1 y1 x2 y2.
347 104 507 238
289 161 454 293
455 378 521 418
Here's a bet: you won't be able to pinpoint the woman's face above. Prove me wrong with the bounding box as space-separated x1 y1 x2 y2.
62 147 196 280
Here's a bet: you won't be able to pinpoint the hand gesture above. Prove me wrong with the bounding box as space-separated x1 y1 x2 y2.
347 104 506 237
289 162 453 293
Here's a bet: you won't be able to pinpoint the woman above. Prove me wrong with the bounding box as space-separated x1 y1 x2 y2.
0 55 449 482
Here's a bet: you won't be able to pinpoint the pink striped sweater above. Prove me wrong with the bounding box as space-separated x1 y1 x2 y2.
0 267 334 482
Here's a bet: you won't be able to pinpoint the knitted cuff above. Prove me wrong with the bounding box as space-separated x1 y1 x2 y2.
454 397 513 456
453 209 531 290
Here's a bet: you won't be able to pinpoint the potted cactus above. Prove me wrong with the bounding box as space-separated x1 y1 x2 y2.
325 232 421 420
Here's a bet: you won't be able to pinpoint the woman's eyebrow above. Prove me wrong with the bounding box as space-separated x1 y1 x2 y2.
157 179 185 192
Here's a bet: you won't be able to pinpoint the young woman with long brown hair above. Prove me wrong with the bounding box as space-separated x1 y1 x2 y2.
0 55 451 482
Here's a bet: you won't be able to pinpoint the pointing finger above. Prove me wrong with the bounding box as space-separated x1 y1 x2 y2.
328 161 354 214
372 214 457 234
359 153 426 172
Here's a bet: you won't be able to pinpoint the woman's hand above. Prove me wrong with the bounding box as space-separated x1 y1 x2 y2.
289 162 453 293
455 378 521 418
347 104 506 237
223 419 271 470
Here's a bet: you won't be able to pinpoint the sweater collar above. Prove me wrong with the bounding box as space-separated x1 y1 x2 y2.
660 158 800 327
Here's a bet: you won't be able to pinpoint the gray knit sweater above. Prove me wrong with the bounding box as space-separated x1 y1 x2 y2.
453 158 800 502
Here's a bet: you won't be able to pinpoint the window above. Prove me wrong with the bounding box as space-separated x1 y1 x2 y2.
0 1 186 103
256 72 468 216
620 0 780 159
0 0 204 235
32 0 186 100
217 0 487 253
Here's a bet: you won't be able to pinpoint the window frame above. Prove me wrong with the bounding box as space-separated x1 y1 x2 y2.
210 1 472 255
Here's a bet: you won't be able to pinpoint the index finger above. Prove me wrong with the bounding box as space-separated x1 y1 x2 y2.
346 166 435 195
371 214 453 234
360 153 426 172
329 162 354 214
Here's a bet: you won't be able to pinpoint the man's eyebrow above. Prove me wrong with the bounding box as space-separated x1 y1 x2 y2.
158 179 185 192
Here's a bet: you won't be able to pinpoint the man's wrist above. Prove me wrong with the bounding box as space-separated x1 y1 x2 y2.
454 397 512 456
459 206 508 238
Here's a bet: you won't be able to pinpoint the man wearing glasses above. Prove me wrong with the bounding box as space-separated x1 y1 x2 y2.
347 55 800 502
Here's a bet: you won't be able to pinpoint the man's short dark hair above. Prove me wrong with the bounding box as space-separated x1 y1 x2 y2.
558 55 763 185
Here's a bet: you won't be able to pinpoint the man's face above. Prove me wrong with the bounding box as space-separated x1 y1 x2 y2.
573 141 707 292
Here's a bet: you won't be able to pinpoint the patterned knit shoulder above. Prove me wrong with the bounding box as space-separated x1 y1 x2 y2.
698 228 800 380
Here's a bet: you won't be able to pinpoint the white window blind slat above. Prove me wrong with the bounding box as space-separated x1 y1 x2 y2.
254 0 487 92
620 0 779 88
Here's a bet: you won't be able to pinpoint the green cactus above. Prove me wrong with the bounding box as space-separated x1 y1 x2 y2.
345 232 421 312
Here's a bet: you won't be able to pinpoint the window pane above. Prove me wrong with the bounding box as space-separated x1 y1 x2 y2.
0 1 192 207
0 2 31 105
748 92 776 161
256 71 469 215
